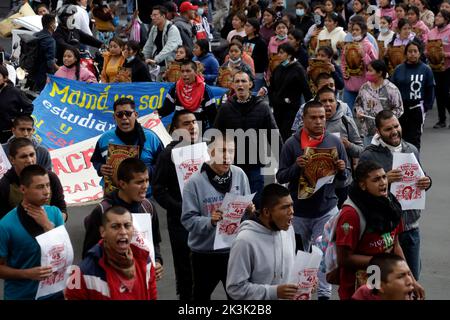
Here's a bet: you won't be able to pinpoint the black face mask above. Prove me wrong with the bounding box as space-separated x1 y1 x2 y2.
314 14 325 27
276 5 284 12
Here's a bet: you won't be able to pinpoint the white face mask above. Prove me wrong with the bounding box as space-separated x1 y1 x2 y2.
229 57 242 64
197 8 204 16
296 9 305 17
353 35 362 41
380 27 389 34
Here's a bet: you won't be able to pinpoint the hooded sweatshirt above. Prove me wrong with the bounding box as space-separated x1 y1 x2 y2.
181 165 251 253
428 24 450 70
193 53 220 85
317 26 347 54
276 131 350 218
55 65 98 83
2 136 52 171
226 219 296 300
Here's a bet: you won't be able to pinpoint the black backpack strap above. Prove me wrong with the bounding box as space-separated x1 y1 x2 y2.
341 114 350 136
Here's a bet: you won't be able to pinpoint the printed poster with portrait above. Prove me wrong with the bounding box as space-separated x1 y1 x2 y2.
104 144 140 194
172 142 210 195
35 226 74 299
131 213 155 265
213 192 255 250
298 147 338 199
0 146 12 179
390 153 426 210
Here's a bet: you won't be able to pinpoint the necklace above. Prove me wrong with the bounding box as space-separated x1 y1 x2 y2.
237 95 252 104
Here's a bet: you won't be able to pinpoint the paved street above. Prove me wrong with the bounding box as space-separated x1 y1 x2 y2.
1 108 449 300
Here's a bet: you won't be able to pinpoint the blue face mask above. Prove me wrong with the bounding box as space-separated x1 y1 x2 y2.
281 59 290 66
197 8 204 16
380 27 389 34
296 9 305 17
276 34 287 41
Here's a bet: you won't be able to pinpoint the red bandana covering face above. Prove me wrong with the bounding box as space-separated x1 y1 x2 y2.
176 74 206 112
300 128 325 149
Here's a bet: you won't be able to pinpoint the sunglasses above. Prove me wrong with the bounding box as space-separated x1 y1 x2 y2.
115 110 135 118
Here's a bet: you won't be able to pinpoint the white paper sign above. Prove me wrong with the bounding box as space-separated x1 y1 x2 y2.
0 146 12 179
172 142 210 193
390 153 426 210
213 193 255 250
35 225 74 299
287 246 323 300
131 213 155 265
331 132 341 138
314 175 335 194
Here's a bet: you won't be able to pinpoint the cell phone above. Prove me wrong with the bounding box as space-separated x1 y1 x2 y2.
0 52 4 65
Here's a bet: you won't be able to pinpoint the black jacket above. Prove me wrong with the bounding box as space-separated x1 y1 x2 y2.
122 57 152 82
81 190 162 261
33 29 57 92
0 83 33 133
295 15 314 37
0 168 67 219
152 140 183 220
243 36 269 74
214 95 282 171
269 60 312 112
53 26 103 65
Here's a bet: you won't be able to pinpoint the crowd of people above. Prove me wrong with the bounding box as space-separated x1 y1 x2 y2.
0 0 443 301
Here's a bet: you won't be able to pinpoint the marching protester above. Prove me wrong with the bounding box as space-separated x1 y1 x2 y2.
287 29 309 70
214 71 282 209
82 158 163 280
407 5 429 44
0 165 65 300
122 41 152 83
0 65 34 144
317 12 346 57
100 38 126 83
159 60 217 132
0 138 67 221
55 47 97 83
153 110 199 301
226 184 298 300
65 206 158 300
277 100 350 300
335 160 425 300
360 111 432 280
90 98 163 198
192 39 220 86
391 41 435 151
181 135 252 301
173 1 197 51
294 1 314 37
2 116 51 171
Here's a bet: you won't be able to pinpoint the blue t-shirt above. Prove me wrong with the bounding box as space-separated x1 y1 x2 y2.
0 205 64 300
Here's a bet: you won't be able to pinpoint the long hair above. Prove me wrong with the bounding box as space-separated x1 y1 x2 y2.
64 46 81 80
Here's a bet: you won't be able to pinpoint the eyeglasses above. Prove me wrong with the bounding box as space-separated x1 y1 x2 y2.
115 110 134 118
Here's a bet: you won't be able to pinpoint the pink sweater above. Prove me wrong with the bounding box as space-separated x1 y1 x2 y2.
55 65 98 83
380 7 396 21
428 24 450 70
341 38 378 92
411 20 430 44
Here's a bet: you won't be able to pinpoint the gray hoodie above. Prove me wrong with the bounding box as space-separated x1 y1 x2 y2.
2 136 52 171
181 165 251 253
226 220 296 300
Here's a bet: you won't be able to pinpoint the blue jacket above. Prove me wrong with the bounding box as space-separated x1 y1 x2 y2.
91 128 163 197
33 29 57 92
276 130 350 218
193 53 219 85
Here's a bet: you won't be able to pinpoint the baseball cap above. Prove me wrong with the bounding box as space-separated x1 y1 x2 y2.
179 1 198 13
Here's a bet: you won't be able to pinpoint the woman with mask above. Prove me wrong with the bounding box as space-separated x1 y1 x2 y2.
122 40 152 82
221 42 254 80
317 12 347 58
304 4 326 57
354 60 403 145
55 46 97 83
377 16 395 52
267 43 312 141
267 20 290 80
407 5 429 44
260 8 277 45
294 1 314 37
427 10 450 129
341 19 377 111
335 160 424 300
0 65 33 143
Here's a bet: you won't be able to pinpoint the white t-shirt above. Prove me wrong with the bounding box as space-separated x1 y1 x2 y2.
74 5 92 36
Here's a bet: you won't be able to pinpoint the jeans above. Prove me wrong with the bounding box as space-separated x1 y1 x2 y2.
292 207 339 298
245 167 264 209
343 89 358 112
399 228 421 280
252 73 265 94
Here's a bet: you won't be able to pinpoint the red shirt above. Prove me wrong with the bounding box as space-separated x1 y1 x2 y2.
335 205 402 300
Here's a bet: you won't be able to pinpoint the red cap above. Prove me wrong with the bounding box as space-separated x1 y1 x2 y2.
179 1 198 13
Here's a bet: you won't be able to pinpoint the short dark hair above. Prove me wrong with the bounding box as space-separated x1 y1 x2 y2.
408 5 420 18
19 164 47 187
246 17 261 33
397 18 409 31
9 137 35 158
278 43 296 57
41 13 56 29
405 40 423 55
181 59 197 71
369 253 406 283
354 160 384 184
195 39 210 55
172 109 196 129
152 5 168 16
12 115 34 128
102 206 132 227
233 12 247 25
315 86 336 100
303 100 324 117
317 45 333 58
113 97 135 112
380 15 393 24
261 183 290 209
375 110 395 129
369 60 388 79
288 29 304 43
315 72 333 86
117 158 148 183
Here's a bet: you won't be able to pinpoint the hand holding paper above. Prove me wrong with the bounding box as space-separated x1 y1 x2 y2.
211 210 223 226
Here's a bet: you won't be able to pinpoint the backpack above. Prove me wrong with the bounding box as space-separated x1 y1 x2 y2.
317 198 366 285
18 32 39 74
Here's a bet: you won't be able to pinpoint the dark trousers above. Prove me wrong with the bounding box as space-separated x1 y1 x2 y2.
399 105 423 151
244 167 264 210
433 70 450 123
167 215 193 301
0 130 13 144
274 108 297 142
191 251 231 301
399 228 421 280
